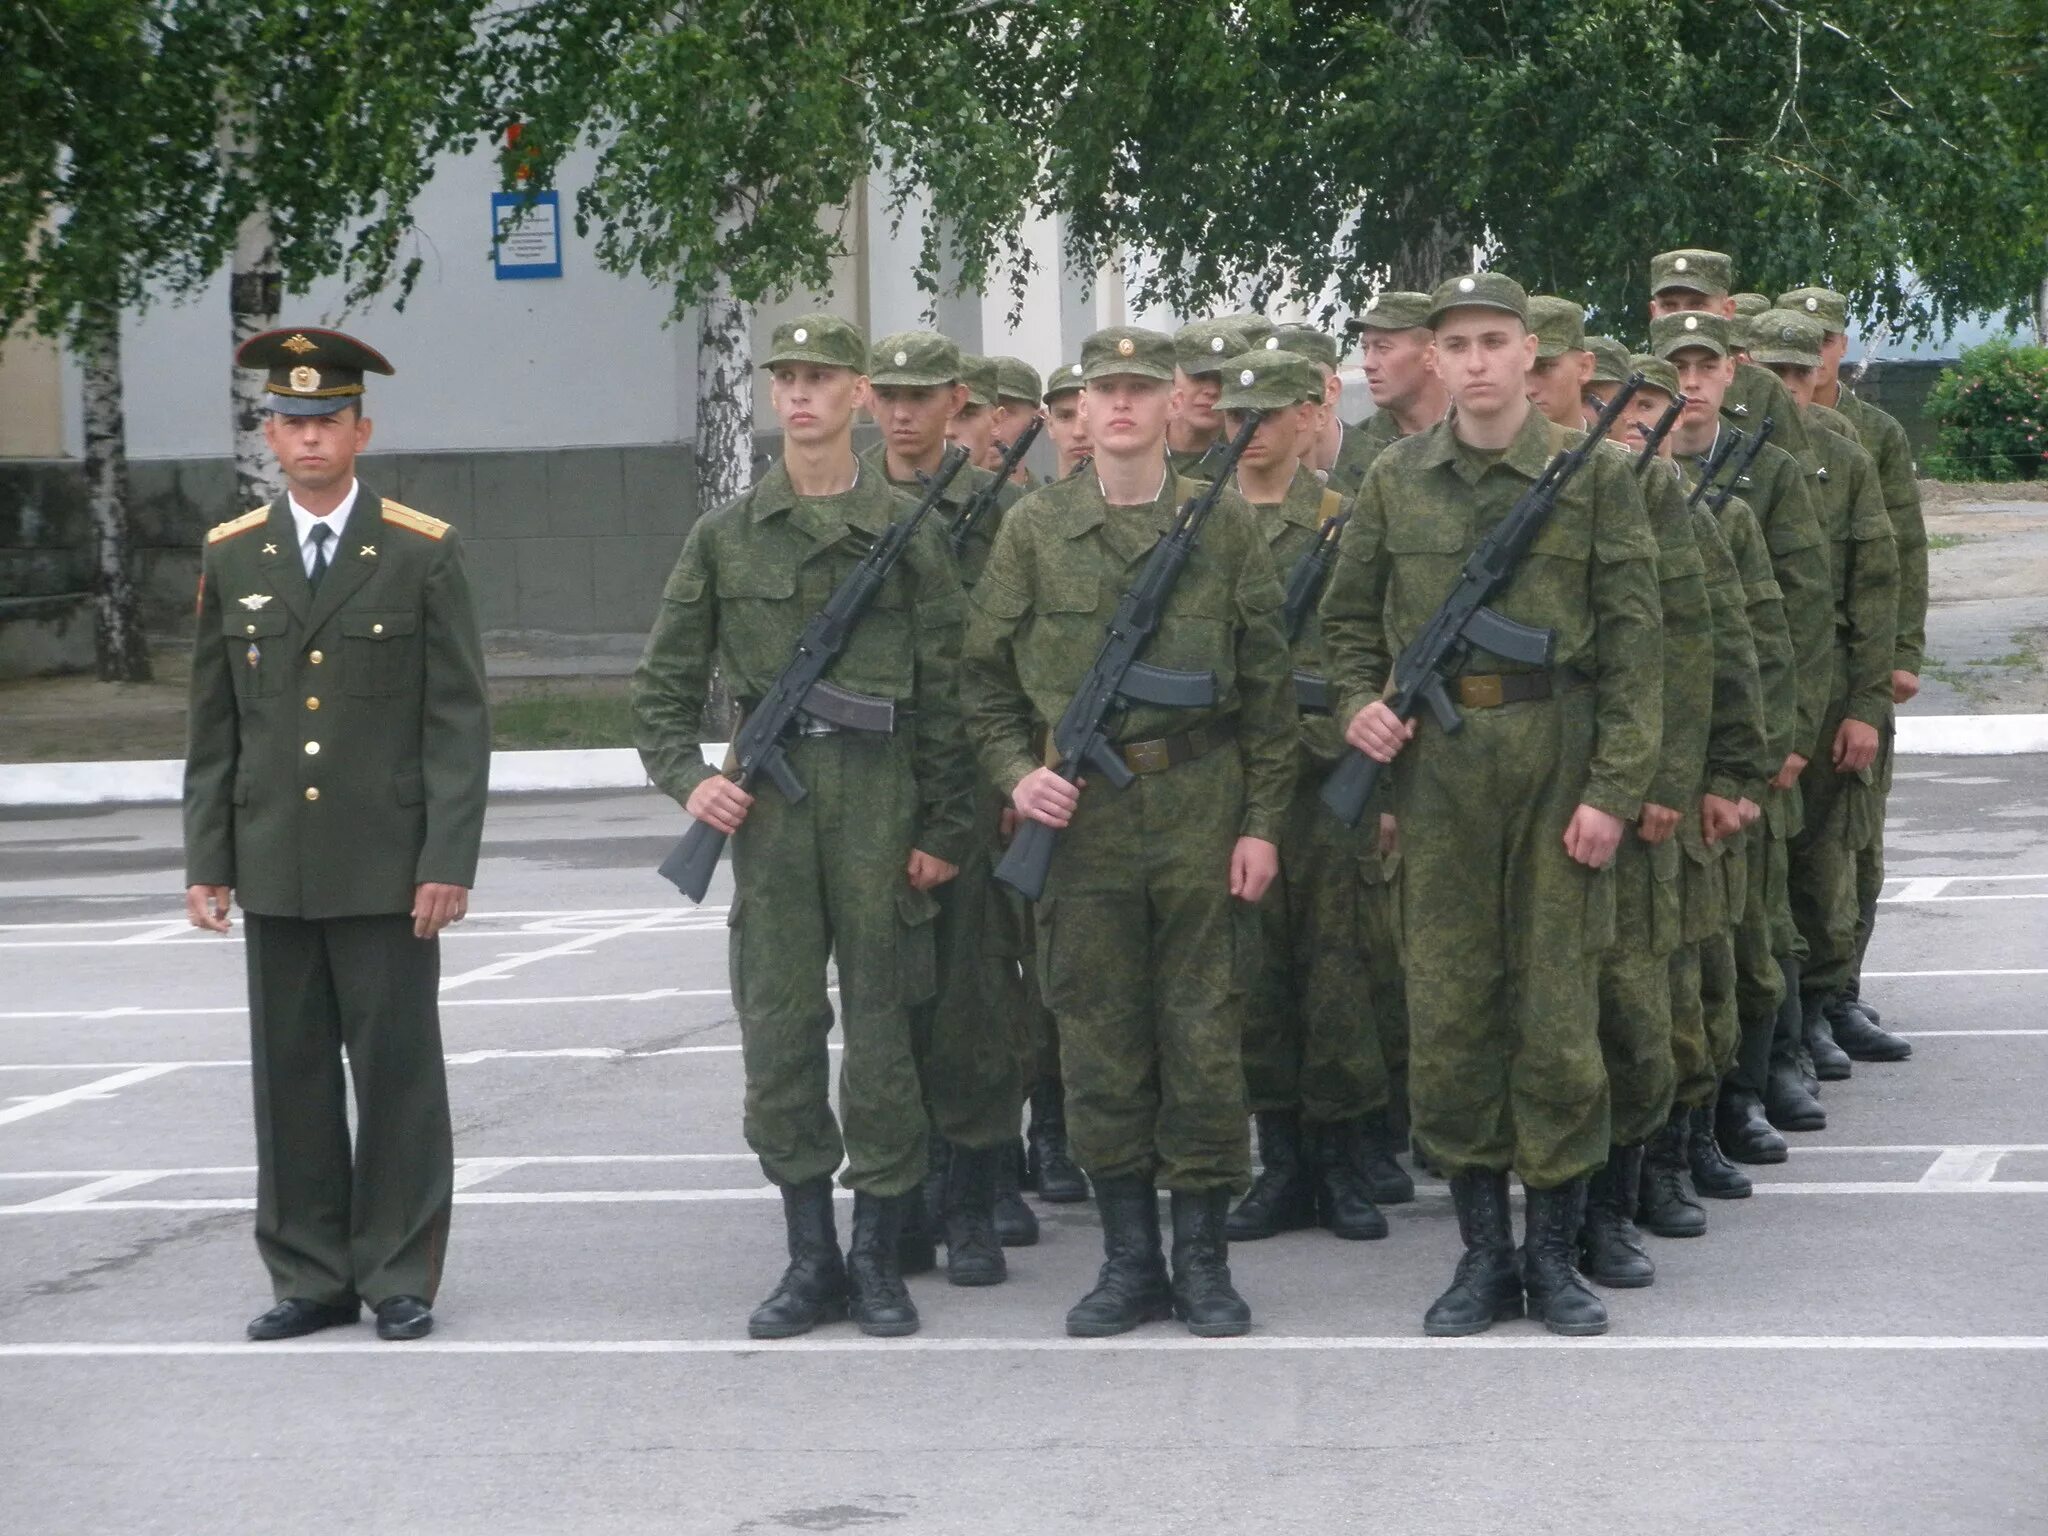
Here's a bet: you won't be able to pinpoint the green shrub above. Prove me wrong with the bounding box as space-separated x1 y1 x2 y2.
1923 338 2048 481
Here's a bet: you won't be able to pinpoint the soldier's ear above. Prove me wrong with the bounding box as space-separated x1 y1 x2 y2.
353 413 374 452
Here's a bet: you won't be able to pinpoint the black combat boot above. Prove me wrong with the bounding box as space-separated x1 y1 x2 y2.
897 1138 940 1276
1825 992 1913 1062
1422 1169 1523 1337
1716 1081 1788 1164
1803 993 1853 1081
1026 1078 1090 1203
1065 1176 1172 1337
748 1177 850 1339
1226 1110 1317 1240
941 1143 1008 1287
1312 1119 1390 1240
846 1189 919 1337
1169 1190 1252 1337
992 1139 1039 1246
1357 1108 1416 1205
1766 959 1826 1132
1522 1180 1610 1336
1638 1109 1708 1238
1687 1102 1754 1198
1577 1144 1655 1289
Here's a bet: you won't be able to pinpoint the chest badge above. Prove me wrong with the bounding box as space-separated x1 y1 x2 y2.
238 593 273 611
246 644 261 667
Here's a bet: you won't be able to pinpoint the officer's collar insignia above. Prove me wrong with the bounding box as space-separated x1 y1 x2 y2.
238 593 274 610
262 543 278 555
360 544 376 558
1731 403 1750 416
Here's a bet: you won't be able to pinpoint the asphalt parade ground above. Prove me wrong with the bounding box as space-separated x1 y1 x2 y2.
2 760 2045 1534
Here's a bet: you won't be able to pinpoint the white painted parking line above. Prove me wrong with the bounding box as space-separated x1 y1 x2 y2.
0 988 742 1023
0 908 729 949
2 1334 2045 1359
1919 1148 2010 1184
0 1065 183 1128
0 1042 822 1071
439 912 698 991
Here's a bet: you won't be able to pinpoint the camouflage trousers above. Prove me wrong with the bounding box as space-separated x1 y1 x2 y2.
1035 744 1253 1192
1728 792 1798 1095
729 733 933 1197
1395 687 1610 1190
1848 716 1895 991
1790 703 1884 1000
1673 812 1745 1107
910 819 1026 1152
1241 756 1387 1123
1596 829 1680 1146
1358 838 1409 1101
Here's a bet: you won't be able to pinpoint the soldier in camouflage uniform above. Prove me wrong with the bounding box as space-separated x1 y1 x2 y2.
947 353 1004 472
1209 346 1402 1248
861 331 1033 1267
963 325 1296 1338
1648 263 1836 1142
634 314 976 1339
1748 310 1901 1094
1043 361 1093 481
1324 273 1664 1338
990 355 1047 489
1781 286 1925 1063
1166 319 1252 479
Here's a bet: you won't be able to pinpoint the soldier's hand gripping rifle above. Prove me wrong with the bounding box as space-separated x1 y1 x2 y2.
1319 378 1644 827
1703 416 1775 515
1685 424 1747 510
994 412 1264 902
950 416 1044 559
658 446 971 903
1281 509 1350 714
1633 392 1690 472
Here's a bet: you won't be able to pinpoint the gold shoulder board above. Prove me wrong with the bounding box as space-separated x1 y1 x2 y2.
206 505 271 544
380 499 450 540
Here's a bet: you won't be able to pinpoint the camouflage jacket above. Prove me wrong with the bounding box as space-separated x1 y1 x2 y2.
1321 407 1665 823
1247 464 1350 762
1802 411 1901 733
1635 456 1715 811
1325 418 1390 496
631 459 976 864
962 463 1298 843
1707 494 1789 790
860 442 1021 590
1834 385 1928 675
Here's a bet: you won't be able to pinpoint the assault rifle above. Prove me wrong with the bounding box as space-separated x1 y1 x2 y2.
1685 425 1746 510
1319 380 1644 826
1633 392 1690 472
950 416 1044 558
657 446 970 903
994 413 1264 901
1703 416 1775 515
1281 510 1351 714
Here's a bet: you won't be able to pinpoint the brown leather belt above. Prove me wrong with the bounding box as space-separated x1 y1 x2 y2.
1453 670 1587 709
1036 720 1234 776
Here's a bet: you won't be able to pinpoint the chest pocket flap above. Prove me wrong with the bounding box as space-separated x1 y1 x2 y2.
340 612 418 641
1382 510 1467 555
222 611 290 639
715 559 798 600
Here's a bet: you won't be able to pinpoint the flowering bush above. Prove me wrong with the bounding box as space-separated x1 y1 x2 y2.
1924 339 2048 481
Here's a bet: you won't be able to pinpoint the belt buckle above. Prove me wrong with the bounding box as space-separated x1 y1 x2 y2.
1460 675 1505 709
1122 738 1171 775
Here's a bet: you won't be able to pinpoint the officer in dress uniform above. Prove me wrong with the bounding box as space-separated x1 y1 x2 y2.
185 328 491 1342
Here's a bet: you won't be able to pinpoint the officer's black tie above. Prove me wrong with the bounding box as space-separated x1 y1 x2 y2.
307 523 333 593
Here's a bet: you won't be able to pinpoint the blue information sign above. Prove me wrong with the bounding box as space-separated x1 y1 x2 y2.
492 190 563 281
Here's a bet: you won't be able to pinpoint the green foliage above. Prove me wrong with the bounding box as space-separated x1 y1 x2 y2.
1924 340 2048 482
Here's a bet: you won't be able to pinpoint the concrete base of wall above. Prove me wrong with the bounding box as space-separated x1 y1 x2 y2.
0 593 96 677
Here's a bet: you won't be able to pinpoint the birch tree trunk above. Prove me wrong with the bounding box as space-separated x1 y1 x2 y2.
694 276 751 736
229 205 282 508
79 305 152 683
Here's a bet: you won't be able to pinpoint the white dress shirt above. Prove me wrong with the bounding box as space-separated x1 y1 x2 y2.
288 479 360 578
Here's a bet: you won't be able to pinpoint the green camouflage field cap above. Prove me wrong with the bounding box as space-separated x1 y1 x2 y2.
1175 320 1253 376
1043 360 1086 401
1585 335 1634 385
1732 292 1772 318
959 353 999 407
1081 326 1177 383
1629 355 1682 398
1217 310 1276 350
1425 271 1530 328
1650 249 1733 299
1268 324 1339 371
867 331 962 389
762 312 867 371
1348 291 1433 334
1217 348 1322 412
1748 309 1826 367
1528 296 1588 358
992 355 1043 404
1776 287 1849 335
1649 310 1733 360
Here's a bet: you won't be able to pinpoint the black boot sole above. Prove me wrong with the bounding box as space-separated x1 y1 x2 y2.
852 1317 920 1338
748 1297 849 1339
944 1262 1007 1288
1839 1042 1913 1063
1810 1056 1853 1082
1174 1306 1251 1339
1422 1297 1523 1338
1639 1215 1707 1239
1765 1106 1826 1133
1066 1300 1173 1338
1691 1174 1753 1200
1535 1309 1610 1337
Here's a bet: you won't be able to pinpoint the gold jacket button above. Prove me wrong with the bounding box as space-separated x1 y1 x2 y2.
309 650 324 665
306 697 320 711
304 786 320 802
304 741 320 756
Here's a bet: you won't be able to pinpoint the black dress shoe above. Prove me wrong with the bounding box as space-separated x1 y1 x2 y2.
247 1298 358 1341
374 1296 434 1340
